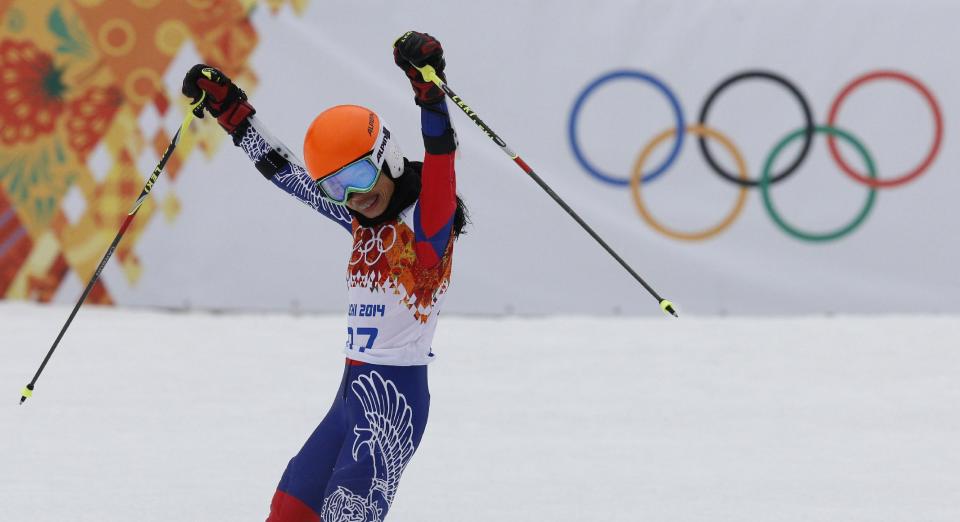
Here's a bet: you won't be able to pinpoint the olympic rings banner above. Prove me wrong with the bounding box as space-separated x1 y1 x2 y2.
568 69 943 243
1 0 957 315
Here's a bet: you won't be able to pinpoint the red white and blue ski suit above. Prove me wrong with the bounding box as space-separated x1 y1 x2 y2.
235 100 457 521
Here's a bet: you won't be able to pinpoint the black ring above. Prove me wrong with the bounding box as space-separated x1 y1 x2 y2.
697 70 815 187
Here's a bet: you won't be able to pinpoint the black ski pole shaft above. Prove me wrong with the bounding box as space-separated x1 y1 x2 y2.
408 60 677 317
19 93 207 405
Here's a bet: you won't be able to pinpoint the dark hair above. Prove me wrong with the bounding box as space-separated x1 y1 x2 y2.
452 195 470 239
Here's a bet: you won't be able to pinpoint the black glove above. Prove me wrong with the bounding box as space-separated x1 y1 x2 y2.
393 31 446 106
181 64 255 134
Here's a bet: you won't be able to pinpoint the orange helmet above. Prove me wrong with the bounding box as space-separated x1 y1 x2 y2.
303 105 404 186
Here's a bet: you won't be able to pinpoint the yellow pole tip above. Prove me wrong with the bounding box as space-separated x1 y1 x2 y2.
20 387 33 399
660 300 678 317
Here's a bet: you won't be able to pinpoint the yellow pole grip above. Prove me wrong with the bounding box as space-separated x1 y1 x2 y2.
392 31 444 87
416 64 443 87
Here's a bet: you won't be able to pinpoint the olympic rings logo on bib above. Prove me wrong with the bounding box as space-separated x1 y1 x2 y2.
350 225 398 266
567 69 943 242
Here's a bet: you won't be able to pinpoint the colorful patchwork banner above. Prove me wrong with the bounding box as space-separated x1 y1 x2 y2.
0 0 308 304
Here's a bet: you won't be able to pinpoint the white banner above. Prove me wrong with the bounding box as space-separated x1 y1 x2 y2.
60 0 960 315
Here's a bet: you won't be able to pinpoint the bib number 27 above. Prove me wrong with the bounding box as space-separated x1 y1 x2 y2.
347 327 379 352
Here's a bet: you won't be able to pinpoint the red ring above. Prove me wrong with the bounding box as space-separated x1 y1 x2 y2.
826 70 943 188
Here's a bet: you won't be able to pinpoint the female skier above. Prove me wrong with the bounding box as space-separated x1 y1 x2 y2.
181 31 465 522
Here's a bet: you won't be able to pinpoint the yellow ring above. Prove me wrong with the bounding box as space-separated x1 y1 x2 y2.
123 67 162 106
630 124 749 241
154 19 190 56
97 18 136 57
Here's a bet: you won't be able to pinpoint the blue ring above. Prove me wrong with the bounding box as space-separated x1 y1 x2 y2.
568 69 686 186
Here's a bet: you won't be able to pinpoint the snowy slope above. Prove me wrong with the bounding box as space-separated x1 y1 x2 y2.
1 303 958 521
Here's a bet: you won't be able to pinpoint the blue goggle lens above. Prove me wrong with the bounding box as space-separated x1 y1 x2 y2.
317 157 381 203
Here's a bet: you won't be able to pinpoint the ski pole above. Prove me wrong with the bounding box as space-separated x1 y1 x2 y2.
19 92 207 405
405 58 677 317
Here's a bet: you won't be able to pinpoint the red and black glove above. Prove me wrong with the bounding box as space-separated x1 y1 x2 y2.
181 64 255 135
393 31 446 106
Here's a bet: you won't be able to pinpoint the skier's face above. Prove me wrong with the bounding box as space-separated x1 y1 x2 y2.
346 172 395 218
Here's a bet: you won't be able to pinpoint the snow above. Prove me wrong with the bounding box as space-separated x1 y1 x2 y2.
1 302 958 521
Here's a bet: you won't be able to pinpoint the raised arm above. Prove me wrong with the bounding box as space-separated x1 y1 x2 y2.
394 32 458 267
236 116 353 231
181 65 352 232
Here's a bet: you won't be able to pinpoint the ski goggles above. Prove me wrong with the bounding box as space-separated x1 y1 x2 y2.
316 153 382 204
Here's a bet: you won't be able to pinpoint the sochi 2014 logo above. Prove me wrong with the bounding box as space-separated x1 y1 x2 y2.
567 70 943 242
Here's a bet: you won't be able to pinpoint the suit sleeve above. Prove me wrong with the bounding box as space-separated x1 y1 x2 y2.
414 100 457 267
234 116 353 233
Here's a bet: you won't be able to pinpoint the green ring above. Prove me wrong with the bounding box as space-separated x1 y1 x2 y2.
760 125 878 242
